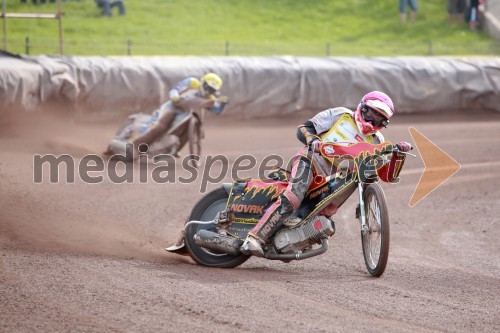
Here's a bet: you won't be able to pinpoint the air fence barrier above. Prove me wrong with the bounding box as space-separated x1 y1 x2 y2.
0 54 499 117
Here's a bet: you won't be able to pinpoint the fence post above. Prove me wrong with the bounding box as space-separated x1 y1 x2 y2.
326 42 331 56
57 0 63 55
428 41 433 56
127 39 131 56
25 36 30 55
225 40 229 56
2 0 6 51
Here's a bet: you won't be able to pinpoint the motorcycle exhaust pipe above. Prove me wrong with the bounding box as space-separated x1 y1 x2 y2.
193 229 243 256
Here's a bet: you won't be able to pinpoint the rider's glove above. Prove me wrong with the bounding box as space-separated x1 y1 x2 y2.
396 141 412 152
218 95 229 103
310 139 322 153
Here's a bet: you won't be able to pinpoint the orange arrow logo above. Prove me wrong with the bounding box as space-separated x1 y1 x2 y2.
408 127 461 207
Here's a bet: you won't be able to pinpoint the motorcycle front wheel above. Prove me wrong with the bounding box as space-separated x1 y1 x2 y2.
184 187 250 268
187 117 202 168
360 183 390 277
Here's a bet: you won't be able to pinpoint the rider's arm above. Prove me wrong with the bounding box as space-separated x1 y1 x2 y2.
169 77 200 103
297 120 320 145
310 107 350 134
297 108 350 145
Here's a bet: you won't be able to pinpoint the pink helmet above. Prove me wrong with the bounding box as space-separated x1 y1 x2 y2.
354 91 395 135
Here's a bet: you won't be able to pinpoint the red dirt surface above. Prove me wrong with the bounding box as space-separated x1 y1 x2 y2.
1 109 499 332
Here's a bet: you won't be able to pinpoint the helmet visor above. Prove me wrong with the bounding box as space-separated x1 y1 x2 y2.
203 82 217 95
362 106 389 127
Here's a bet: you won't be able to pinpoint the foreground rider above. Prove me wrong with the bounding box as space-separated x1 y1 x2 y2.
240 91 412 256
107 73 227 158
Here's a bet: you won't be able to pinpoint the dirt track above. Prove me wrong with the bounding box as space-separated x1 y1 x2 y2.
1 109 499 332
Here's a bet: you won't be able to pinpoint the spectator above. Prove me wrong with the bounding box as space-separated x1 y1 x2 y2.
399 0 419 24
96 0 126 17
448 0 467 24
468 0 480 31
31 0 57 3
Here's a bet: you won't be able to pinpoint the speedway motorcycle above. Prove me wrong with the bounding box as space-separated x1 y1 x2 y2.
107 107 203 165
167 142 414 277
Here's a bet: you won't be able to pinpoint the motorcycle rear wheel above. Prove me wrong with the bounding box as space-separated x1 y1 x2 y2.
360 183 390 277
185 187 250 268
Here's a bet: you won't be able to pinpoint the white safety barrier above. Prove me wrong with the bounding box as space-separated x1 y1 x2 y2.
0 54 499 117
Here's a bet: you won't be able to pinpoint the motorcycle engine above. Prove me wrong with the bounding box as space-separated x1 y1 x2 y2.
273 216 335 254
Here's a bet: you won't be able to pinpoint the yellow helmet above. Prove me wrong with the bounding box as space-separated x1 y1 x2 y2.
201 73 223 95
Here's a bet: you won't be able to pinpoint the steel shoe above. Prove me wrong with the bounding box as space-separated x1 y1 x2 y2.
240 236 264 257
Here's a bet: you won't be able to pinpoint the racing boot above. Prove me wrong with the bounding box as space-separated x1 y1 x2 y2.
240 194 296 257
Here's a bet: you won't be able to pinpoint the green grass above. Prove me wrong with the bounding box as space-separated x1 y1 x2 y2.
2 0 498 56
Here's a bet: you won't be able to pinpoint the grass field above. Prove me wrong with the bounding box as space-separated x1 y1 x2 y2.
2 0 499 56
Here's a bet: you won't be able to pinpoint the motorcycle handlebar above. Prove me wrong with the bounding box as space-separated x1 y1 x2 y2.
393 145 416 157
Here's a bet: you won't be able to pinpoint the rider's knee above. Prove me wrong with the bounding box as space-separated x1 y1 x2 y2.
279 193 299 215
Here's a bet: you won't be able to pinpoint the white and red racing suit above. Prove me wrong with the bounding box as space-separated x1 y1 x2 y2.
248 107 406 243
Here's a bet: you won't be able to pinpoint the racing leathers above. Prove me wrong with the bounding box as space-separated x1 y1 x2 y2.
242 107 406 256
